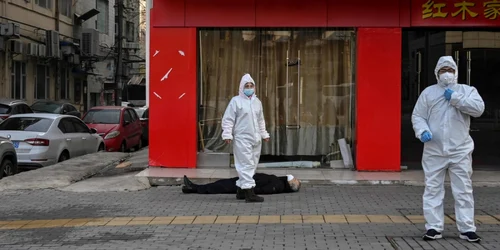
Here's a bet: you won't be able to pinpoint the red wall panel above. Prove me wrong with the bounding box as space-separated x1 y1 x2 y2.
399 0 411 27
185 0 256 27
149 27 197 168
151 0 185 27
356 28 401 171
327 0 401 27
255 0 327 27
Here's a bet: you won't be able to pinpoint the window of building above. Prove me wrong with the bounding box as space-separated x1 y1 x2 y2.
11 61 26 99
198 29 356 157
60 67 69 100
96 0 109 34
35 0 52 9
74 79 82 103
126 21 135 42
59 0 72 17
36 65 50 100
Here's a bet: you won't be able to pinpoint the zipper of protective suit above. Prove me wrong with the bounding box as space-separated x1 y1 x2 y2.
249 98 258 145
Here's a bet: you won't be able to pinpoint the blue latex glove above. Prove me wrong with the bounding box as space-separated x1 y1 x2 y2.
444 88 454 101
420 131 432 143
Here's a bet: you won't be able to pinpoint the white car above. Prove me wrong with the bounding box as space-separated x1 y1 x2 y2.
0 113 105 168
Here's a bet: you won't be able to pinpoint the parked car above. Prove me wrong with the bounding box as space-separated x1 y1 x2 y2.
0 99 34 120
31 100 81 118
133 106 149 145
0 136 18 179
0 114 105 168
82 106 143 152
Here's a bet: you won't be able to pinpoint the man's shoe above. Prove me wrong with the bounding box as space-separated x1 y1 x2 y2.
183 175 194 187
236 187 245 200
460 232 481 243
182 175 197 193
422 229 442 241
244 188 264 203
182 186 196 193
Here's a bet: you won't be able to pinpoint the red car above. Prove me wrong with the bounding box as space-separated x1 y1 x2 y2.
82 106 143 152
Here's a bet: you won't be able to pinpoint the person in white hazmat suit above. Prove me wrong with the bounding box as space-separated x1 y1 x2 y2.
221 73 270 203
412 56 485 242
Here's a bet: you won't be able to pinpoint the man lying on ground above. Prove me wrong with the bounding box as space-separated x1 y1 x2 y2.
181 173 301 199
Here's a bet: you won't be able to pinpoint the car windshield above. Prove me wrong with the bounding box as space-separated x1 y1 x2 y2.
31 102 61 113
83 109 120 124
134 108 145 118
0 104 11 114
0 117 53 132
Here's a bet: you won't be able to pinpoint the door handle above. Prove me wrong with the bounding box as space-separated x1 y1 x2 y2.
82 137 87 140
66 138 71 141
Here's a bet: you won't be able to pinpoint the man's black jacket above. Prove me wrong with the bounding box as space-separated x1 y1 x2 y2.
194 173 293 195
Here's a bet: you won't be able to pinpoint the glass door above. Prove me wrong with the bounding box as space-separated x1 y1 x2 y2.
464 49 500 169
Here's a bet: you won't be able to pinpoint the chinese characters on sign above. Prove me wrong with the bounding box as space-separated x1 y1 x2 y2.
422 0 500 20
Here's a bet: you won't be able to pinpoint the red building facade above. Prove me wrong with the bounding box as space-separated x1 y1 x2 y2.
149 0 500 171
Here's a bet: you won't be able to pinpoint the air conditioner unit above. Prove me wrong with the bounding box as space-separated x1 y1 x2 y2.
125 42 140 50
81 28 100 57
61 45 75 55
27 43 38 56
45 30 60 58
10 40 23 54
68 54 80 65
38 44 47 57
0 23 20 38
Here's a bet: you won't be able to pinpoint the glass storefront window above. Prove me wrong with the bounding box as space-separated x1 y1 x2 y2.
198 29 356 163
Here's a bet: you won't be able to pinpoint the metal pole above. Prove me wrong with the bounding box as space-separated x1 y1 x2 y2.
114 0 124 106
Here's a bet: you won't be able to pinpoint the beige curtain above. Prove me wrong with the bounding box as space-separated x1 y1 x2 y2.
199 29 354 159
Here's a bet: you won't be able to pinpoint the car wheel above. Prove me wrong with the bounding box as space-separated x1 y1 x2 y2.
134 139 142 151
0 158 16 179
58 151 70 162
98 143 105 152
120 142 127 152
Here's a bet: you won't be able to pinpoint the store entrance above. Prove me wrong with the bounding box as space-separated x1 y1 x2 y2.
198 29 356 167
401 29 500 170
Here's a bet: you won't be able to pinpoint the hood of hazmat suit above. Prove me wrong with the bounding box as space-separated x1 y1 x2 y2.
411 56 485 233
221 74 270 189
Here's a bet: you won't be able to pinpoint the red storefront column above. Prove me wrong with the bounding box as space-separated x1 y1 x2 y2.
149 27 197 168
356 28 401 172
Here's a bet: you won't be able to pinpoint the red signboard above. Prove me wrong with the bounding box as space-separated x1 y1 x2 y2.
411 0 500 26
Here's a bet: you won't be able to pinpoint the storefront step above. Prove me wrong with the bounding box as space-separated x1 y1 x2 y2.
135 168 500 187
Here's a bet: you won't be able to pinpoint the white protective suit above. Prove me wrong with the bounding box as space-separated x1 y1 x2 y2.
412 56 485 233
222 74 270 189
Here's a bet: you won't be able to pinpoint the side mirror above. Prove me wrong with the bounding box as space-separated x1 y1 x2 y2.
62 110 68 114
90 128 97 134
124 121 130 126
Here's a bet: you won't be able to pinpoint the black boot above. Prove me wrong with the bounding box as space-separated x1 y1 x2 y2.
244 188 264 203
236 187 245 200
182 175 197 193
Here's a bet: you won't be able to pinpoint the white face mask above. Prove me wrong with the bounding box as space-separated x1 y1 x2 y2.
439 72 454 86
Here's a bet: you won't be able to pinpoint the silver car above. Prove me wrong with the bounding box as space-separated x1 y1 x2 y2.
0 114 105 168
0 136 17 179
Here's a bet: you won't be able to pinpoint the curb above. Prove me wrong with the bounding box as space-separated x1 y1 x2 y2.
0 152 131 191
146 177 500 187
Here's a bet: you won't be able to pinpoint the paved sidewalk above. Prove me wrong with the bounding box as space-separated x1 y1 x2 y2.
0 185 499 249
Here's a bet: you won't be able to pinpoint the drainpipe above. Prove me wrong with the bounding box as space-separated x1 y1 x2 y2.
55 0 60 100
3 0 9 97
